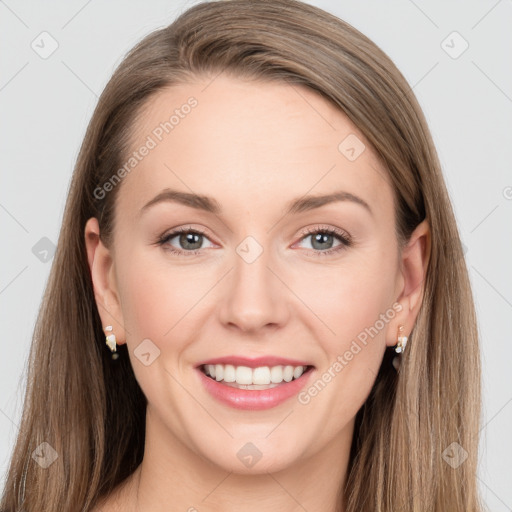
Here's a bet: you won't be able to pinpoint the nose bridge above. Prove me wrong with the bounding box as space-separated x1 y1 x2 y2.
218 232 288 332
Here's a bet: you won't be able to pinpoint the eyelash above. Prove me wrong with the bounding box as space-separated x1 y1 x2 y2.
155 225 352 257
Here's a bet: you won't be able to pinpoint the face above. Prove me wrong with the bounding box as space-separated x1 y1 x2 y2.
86 74 424 475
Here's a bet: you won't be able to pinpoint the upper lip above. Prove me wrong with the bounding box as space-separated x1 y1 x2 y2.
195 356 314 369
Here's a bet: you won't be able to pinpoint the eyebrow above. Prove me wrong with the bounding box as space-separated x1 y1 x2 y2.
139 188 372 217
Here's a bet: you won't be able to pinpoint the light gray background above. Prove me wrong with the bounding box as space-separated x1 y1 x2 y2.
1 0 511 509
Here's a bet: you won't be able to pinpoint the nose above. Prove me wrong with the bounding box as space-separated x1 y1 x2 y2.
218 239 290 334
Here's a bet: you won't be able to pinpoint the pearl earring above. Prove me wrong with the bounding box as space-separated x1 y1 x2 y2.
392 325 408 371
104 325 119 360
395 325 408 354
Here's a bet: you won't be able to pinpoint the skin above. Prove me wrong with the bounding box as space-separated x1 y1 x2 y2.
85 74 430 512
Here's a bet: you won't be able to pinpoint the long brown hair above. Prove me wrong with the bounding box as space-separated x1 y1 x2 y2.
1 1 483 510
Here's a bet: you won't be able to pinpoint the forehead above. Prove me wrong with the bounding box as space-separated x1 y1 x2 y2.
116 74 392 222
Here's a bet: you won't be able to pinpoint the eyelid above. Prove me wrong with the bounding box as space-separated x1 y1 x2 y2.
295 224 351 244
159 224 212 240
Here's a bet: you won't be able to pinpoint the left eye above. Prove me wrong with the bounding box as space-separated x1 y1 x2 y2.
297 231 344 251
294 227 351 255
157 228 214 253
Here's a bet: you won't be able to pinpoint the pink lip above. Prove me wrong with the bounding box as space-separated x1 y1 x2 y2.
195 355 312 369
195 366 315 411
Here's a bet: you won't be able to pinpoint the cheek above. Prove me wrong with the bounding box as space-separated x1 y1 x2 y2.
294 252 397 350
293 262 395 432
114 250 181 345
114 254 203 403
115 249 217 351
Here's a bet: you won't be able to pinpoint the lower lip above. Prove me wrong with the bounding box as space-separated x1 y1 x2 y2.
196 367 314 411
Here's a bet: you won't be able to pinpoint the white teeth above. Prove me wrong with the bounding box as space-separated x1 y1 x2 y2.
202 363 308 385
270 365 283 383
235 366 253 385
293 366 304 379
283 365 294 382
253 366 271 385
215 364 224 382
223 364 236 382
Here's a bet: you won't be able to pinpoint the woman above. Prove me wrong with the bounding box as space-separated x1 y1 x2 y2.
0 0 483 510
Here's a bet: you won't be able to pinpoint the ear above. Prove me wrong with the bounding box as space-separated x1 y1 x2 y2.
386 219 431 348
84 217 126 346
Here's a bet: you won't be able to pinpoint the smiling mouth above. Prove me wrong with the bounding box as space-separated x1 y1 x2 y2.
200 363 314 390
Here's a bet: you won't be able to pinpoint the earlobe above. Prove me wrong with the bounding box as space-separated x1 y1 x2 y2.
84 217 126 346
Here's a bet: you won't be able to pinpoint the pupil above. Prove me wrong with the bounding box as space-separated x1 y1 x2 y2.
181 233 202 250
312 233 333 250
